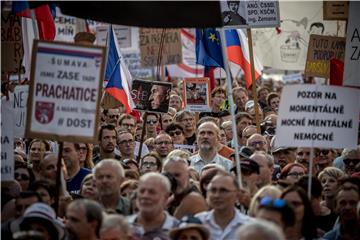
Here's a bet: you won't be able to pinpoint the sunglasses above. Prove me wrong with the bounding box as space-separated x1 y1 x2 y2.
169 130 182 137
260 197 286 208
15 173 30 181
146 120 158 125
319 149 330 155
343 158 360 166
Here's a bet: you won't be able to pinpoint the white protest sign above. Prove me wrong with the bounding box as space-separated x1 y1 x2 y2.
343 1 360 87
1 100 14 181
220 0 280 28
276 85 359 149
174 144 196 154
26 41 105 143
122 50 153 79
54 8 76 42
96 25 132 48
282 73 303 84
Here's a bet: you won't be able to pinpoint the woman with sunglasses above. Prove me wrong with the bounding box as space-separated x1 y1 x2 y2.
14 162 35 191
281 185 317 240
316 149 339 173
165 123 187 145
144 113 159 139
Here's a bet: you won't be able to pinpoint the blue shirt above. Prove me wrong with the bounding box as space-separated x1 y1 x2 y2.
66 167 91 194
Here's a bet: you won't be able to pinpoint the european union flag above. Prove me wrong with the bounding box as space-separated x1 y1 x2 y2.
195 28 224 68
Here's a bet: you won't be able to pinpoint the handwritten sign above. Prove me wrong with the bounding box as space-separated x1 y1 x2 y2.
122 51 153 79
96 25 132 48
184 78 211 112
343 1 360 87
305 34 346 78
139 28 182 67
1 12 24 74
276 85 359 149
26 40 105 143
220 0 280 28
1 100 14 181
323 1 349 20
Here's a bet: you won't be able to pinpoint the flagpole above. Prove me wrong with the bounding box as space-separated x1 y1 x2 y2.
246 29 261 133
219 28 243 189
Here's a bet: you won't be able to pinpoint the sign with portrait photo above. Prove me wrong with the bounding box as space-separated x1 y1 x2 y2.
131 79 172 113
220 0 280 29
184 78 211 112
26 40 105 143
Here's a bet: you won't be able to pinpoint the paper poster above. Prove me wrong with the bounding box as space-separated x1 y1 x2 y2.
1 11 24 75
282 73 303 84
323 1 349 20
276 84 359 149
122 50 153 79
252 1 346 70
343 1 360 87
1 100 14 181
131 79 172 113
95 25 132 48
184 78 211 112
305 34 346 78
220 0 280 28
26 40 105 142
139 28 182 67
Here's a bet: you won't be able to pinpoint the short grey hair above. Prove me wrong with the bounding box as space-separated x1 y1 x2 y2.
100 214 129 237
175 110 195 122
93 159 125 178
236 220 285 240
140 172 171 193
342 145 360 159
163 149 190 170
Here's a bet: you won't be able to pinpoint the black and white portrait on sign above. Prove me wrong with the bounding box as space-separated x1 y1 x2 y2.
221 1 247 26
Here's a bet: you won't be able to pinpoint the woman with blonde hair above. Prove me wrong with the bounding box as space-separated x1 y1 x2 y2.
248 185 282 217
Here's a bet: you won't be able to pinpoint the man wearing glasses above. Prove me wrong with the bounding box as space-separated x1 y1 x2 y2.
341 146 360 176
196 173 251 240
117 131 136 161
103 108 120 127
246 133 269 153
175 111 196 145
154 134 174 161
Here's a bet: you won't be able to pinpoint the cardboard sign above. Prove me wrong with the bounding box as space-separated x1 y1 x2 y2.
323 1 349 20
122 50 153 79
96 25 132 48
305 34 346 78
26 40 105 143
276 85 359 149
139 28 182 67
220 0 280 29
343 1 360 87
184 78 211 112
1 100 14 181
131 80 172 113
1 12 24 74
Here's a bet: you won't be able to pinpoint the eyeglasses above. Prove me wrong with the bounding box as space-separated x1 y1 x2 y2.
287 172 305 178
118 139 135 145
343 158 360 165
108 115 119 119
155 141 172 145
249 141 267 147
260 197 286 208
319 149 330 155
15 173 30 181
142 162 157 167
169 130 182 137
146 120 158 125
207 187 237 195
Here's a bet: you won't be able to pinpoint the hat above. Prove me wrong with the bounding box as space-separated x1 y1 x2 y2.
169 215 209 240
229 146 253 160
231 158 260 175
74 32 96 44
19 203 64 239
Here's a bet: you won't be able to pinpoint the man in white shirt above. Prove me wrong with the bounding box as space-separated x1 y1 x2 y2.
196 173 251 240
190 122 233 172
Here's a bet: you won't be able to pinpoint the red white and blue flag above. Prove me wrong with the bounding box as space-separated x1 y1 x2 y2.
225 29 263 88
105 26 135 113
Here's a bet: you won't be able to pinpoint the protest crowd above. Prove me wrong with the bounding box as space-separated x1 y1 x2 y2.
1 1 360 240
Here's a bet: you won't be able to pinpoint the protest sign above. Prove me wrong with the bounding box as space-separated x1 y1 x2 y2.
54 10 76 42
305 34 346 78
275 85 359 149
174 144 196 154
323 1 349 20
131 80 172 113
139 28 182 67
96 25 132 48
26 40 105 142
220 0 280 28
282 73 303 84
184 78 211 112
343 1 360 87
1 12 24 75
1 100 14 181
122 50 153 79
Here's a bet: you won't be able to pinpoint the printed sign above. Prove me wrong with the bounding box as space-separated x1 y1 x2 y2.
305 34 346 78
343 1 360 87
122 50 153 79
96 25 132 48
54 9 77 42
220 0 280 28
282 73 303 84
131 80 172 113
26 40 105 142
1 12 24 74
139 28 182 67
1 100 14 181
276 85 359 149
174 144 196 154
184 78 211 112
323 1 349 20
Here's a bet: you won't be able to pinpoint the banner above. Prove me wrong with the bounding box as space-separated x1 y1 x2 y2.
26 41 105 142
184 78 211 112
220 0 280 28
276 85 359 149
252 1 345 70
305 35 346 78
139 28 182 67
1 100 14 181
343 1 360 87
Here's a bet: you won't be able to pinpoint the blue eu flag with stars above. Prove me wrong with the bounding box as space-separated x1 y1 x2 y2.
195 28 224 68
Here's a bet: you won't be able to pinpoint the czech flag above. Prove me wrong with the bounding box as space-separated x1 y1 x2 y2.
225 29 263 88
105 26 135 113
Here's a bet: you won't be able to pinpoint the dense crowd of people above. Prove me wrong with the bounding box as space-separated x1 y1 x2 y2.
2 78 360 240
